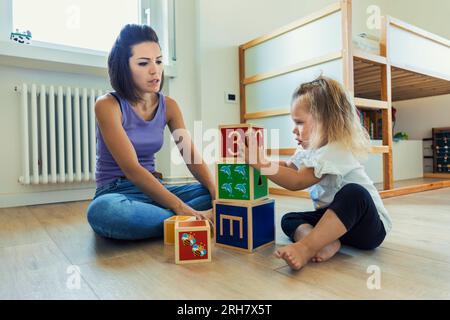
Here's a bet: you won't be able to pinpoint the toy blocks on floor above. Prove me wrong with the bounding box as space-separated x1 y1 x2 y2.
214 198 275 252
174 220 211 264
216 163 268 202
164 215 196 245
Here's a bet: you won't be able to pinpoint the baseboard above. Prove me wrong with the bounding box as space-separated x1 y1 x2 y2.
269 187 310 198
0 187 96 208
270 181 450 200
423 173 450 179
1 175 199 208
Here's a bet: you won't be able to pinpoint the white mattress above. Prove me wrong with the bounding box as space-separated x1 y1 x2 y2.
353 33 380 55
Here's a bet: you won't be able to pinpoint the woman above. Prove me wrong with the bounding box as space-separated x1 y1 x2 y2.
87 24 215 240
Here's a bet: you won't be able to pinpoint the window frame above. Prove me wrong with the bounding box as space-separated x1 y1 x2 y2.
0 0 176 77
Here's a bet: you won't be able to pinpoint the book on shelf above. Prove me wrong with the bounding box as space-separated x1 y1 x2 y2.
358 109 382 140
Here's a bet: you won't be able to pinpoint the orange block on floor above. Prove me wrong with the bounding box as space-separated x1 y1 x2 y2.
164 215 196 245
174 220 211 264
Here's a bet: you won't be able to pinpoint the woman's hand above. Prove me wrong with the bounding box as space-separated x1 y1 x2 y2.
195 209 214 228
173 203 214 229
166 97 216 202
207 185 216 201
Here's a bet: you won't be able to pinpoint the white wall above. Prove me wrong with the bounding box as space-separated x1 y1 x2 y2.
155 0 200 181
394 95 450 140
379 0 450 40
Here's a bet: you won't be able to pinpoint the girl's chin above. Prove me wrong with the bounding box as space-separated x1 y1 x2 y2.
298 142 308 149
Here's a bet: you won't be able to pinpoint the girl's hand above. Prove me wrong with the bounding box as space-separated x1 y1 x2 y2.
239 129 269 168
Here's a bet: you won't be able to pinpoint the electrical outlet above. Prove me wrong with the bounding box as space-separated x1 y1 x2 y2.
225 92 237 104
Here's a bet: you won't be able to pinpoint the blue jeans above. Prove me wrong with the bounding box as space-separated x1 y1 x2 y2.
86 178 212 240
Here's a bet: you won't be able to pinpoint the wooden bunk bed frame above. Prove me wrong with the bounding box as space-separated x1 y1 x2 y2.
238 0 450 198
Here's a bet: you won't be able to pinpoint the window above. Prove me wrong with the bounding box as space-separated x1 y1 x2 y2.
11 0 172 59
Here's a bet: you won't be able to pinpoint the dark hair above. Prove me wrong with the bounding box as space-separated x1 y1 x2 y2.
108 24 164 103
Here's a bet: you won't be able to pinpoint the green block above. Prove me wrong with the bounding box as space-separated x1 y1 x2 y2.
216 163 268 202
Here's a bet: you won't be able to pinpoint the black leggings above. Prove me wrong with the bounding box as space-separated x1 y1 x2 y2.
281 183 386 250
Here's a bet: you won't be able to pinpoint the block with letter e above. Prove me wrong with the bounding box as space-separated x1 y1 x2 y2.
214 199 275 252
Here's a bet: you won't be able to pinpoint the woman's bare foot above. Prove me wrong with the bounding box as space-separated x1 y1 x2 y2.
311 240 341 263
274 242 315 270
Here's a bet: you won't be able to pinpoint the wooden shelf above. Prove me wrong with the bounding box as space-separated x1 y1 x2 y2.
353 56 450 101
369 146 389 154
270 177 450 199
244 108 289 120
353 56 383 100
267 148 296 156
391 66 450 101
378 178 450 198
423 173 450 179
267 146 388 156
353 49 387 66
354 97 389 110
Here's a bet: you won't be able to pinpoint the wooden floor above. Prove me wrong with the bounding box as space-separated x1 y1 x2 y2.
1 188 450 299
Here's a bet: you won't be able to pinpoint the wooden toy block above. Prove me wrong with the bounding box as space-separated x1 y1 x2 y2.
164 215 196 245
219 124 264 159
174 220 211 264
214 199 275 253
216 163 268 202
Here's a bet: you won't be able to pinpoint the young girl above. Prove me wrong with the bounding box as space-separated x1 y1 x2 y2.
87 24 215 240
244 76 392 270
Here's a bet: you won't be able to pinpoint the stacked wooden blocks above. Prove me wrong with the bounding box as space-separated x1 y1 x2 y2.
214 124 275 252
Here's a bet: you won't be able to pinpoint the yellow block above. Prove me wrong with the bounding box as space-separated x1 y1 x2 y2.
164 215 196 245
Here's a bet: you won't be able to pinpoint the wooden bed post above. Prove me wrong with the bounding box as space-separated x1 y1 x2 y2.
380 16 394 190
341 0 354 96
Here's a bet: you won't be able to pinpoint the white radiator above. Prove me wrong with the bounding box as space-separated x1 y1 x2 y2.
17 83 104 185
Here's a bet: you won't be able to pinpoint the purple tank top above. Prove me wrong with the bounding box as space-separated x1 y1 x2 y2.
95 92 167 188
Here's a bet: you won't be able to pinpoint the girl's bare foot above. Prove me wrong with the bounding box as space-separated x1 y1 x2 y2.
274 242 315 270
311 240 341 263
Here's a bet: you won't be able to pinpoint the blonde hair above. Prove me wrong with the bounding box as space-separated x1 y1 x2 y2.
292 76 370 156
